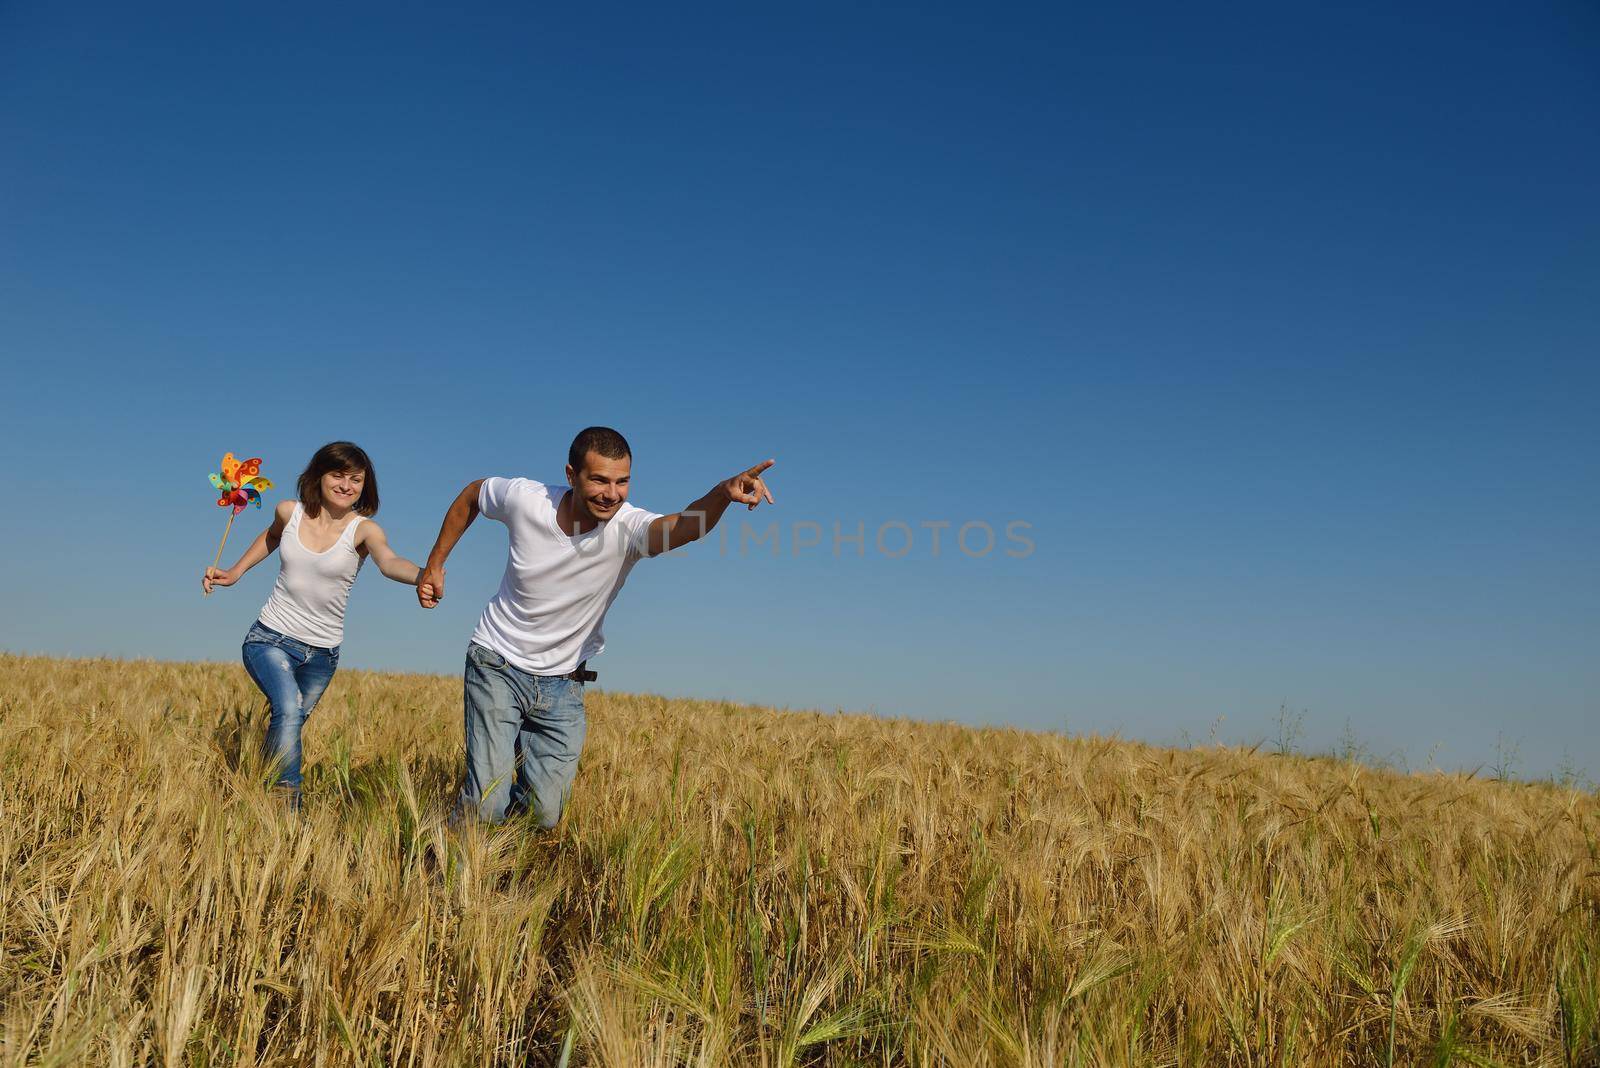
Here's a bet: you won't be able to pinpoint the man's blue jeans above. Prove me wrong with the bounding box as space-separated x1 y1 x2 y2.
456 641 587 827
241 621 339 801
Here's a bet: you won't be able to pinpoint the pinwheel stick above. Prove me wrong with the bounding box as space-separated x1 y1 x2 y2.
204 511 236 597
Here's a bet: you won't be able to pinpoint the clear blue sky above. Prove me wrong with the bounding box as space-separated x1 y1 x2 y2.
2 2 1596 779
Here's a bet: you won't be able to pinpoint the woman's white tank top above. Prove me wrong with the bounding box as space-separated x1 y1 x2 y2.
256 504 365 648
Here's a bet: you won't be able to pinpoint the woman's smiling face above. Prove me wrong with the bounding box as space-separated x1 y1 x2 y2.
320 467 366 512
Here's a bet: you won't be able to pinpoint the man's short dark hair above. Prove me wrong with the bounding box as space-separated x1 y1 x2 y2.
568 426 632 474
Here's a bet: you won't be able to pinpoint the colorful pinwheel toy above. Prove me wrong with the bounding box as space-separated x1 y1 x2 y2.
210 452 273 515
205 452 273 594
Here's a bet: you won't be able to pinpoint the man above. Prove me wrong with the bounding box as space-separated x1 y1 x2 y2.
416 426 775 826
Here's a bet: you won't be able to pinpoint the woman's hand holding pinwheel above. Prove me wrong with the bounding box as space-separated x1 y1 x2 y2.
202 451 273 596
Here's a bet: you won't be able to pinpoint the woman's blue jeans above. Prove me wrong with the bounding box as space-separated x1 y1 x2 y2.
241 621 339 801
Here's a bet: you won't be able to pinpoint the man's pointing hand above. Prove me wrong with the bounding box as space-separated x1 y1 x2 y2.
721 459 776 511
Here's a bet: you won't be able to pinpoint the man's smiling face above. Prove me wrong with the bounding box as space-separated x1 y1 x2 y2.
567 450 631 522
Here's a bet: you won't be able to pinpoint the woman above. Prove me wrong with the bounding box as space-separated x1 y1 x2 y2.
204 441 424 803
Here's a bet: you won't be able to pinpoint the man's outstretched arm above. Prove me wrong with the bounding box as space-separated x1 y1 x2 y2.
645 459 776 557
417 479 485 607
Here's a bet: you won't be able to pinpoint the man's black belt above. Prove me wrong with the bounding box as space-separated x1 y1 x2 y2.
550 660 597 683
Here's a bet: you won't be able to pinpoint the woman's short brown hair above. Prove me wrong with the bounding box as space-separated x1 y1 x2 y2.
297 441 379 518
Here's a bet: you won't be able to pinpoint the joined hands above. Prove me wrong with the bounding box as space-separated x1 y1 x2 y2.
416 566 444 609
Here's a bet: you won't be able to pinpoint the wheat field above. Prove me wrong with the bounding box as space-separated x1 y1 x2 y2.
0 653 1595 1066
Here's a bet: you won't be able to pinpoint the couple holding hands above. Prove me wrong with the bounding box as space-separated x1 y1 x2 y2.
204 427 776 824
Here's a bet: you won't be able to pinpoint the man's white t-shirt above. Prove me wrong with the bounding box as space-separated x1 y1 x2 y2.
470 477 663 675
